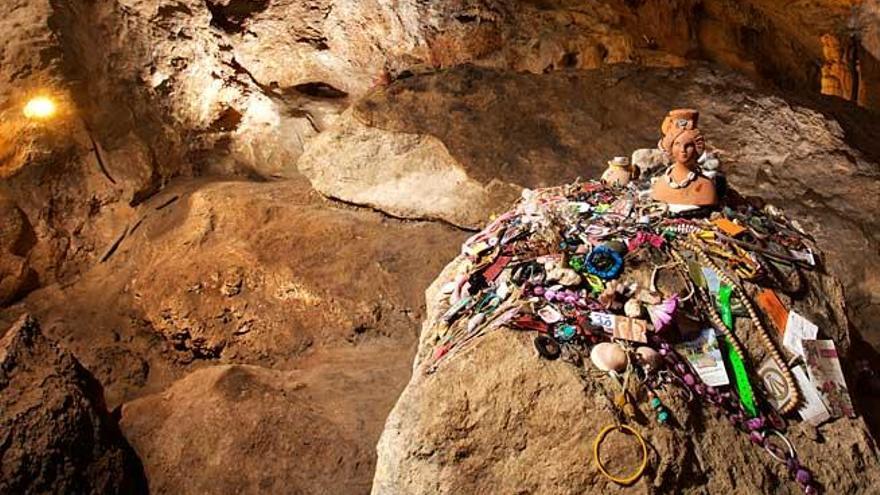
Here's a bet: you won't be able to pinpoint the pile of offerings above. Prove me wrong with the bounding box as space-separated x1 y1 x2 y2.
424 109 855 494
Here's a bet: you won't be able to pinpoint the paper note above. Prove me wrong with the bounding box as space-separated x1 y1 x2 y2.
783 311 818 357
589 312 616 334
792 365 831 425
675 328 730 387
713 218 747 237
802 339 855 418
759 358 792 412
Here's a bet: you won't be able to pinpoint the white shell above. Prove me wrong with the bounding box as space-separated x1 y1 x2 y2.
590 342 628 372
635 346 662 370
624 298 642 318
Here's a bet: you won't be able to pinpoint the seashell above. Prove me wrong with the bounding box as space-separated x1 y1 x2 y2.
590 342 628 372
557 268 582 286
624 298 642 318
635 346 662 370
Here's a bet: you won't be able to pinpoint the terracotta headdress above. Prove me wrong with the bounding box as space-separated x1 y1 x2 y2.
659 109 703 155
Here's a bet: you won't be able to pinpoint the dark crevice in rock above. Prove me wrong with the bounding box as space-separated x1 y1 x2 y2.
156 3 193 20
320 194 477 233
292 82 348 99
454 14 479 23
296 36 330 50
86 130 117 185
205 0 270 33
208 107 243 132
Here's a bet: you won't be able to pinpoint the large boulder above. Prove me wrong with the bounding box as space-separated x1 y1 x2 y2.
4 176 465 408
371 194 880 494
0 315 143 494
121 353 412 494
1 175 465 492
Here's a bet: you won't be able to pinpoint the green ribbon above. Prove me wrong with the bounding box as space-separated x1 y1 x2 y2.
718 285 758 418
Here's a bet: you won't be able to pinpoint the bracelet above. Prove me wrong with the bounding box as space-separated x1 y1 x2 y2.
762 429 796 463
593 423 648 485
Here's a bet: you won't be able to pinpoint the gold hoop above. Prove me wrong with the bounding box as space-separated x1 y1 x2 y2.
593 423 648 485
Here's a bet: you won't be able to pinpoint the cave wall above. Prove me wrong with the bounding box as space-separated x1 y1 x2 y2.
0 0 872 305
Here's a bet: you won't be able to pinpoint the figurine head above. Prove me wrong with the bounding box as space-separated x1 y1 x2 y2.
666 128 705 168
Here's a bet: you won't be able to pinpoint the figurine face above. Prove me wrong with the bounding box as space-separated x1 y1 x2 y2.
669 129 704 168
672 137 697 166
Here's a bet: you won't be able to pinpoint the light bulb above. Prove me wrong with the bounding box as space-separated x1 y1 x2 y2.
23 96 57 120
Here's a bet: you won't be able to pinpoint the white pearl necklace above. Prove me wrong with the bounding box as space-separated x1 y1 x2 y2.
664 166 697 189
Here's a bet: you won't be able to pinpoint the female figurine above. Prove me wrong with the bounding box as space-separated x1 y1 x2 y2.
651 112 717 206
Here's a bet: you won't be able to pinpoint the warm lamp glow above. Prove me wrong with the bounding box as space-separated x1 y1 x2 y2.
23 96 57 120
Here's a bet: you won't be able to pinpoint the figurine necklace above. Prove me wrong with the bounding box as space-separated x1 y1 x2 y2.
664 165 697 189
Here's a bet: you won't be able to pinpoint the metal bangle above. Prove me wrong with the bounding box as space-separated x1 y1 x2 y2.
763 429 796 463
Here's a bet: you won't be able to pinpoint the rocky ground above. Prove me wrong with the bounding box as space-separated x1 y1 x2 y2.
2 0 880 493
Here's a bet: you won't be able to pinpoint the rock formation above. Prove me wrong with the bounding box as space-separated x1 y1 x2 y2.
120 361 407 494
0 315 143 494
303 65 880 340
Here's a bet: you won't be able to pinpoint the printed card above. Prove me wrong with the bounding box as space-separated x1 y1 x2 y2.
612 317 648 343
674 328 730 387
792 365 831 426
802 339 855 418
756 289 789 335
589 312 616 334
758 358 792 412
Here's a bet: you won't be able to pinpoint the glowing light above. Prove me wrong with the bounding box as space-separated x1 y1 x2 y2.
23 96 57 120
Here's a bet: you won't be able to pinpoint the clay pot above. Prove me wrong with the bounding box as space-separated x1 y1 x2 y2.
590 342 628 372
601 157 634 187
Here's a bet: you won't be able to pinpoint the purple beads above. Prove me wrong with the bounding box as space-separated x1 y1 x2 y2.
796 468 812 485
749 431 764 445
745 417 766 431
